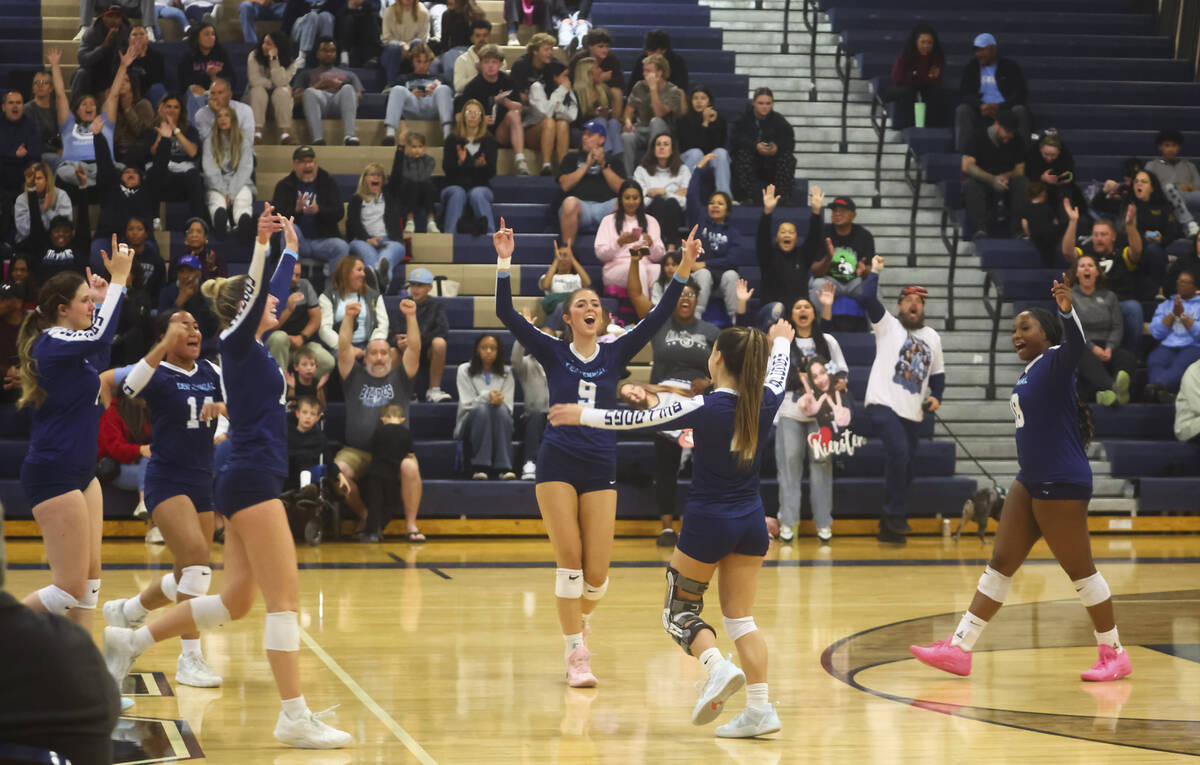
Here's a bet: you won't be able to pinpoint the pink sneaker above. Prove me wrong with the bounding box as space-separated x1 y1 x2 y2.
566 646 598 687
1081 645 1132 682
909 638 972 677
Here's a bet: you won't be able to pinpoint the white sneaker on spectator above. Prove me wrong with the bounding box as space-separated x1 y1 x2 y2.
514 155 531 176
145 27 156 42
472 472 488 480
507 34 520 46
816 526 833 543
426 219 440 233
1188 221 1200 238
500 471 517 480
521 460 536 480
274 708 352 749
73 26 86 41
426 387 452 403
404 219 415 235
145 526 164 544
779 524 794 543
176 653 222 688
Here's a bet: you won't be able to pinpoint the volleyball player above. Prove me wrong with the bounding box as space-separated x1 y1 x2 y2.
16 235 132 630
104 208 353 748
493 218 699 686
99 310 226 688
910 274 1132 682
549 319 793 737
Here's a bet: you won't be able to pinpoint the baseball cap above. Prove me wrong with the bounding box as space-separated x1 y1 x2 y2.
973 33 997 48
177 254 202 271
292 145 316 161
582 119 607 138
830 197 856 211
102 6 123 17
407 267 435 285
899 285 928 302
0 283 18 300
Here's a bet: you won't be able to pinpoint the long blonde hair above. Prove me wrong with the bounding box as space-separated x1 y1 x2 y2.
454 98 488 141
572 57 608 117
714 326 770 468
210 107 243 169
17 271 86 409
355 162 387 203
201 275 248 330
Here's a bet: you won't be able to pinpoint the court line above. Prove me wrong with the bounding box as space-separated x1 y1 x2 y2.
298 626 439 765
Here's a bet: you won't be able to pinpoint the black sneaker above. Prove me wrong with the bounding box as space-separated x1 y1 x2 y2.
212 208 228 240
656 528 678 547
344 136 360 146
312 138 326 146
876 525 907 545
381 135 395 147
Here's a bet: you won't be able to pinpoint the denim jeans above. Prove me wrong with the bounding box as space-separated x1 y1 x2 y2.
865 404 922 531
1147 343 1200 391
238 0 287 44
441 185 494 233
1119 299 1144 353
680 147 731 196
463 404 514 471
384 83 454 137
348 238 406 273
291 10 334 54
294 227 349 275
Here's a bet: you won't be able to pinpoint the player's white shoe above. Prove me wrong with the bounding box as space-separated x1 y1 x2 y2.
274 708 353 749
692 654 745 725
103 626 144 683
715 703 781 738
176 653 222 688
103 598 144 629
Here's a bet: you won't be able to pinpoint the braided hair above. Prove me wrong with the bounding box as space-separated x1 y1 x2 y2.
1026 307 1093 446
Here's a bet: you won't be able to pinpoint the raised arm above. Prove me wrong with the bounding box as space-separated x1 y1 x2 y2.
855 258 887 324
398 298 421 379
120 320 189 396
223 205 285 347
551 393 707 432
616 224 702 355
48 49 69 127
336 300 361 380
1050 272 1085 373
493 219 559 357
104 46 137 124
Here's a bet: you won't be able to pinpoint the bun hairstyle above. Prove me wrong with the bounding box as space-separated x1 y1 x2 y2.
1025 307 1093 446
202 275 247 329
714 326 770 468
17 271 87 409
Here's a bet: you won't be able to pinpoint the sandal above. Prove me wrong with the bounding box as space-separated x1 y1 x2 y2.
406 531 427 543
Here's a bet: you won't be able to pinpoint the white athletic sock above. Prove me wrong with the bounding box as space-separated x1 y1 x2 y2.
281 694 309 721
564 632 584 654
180 638 202 657
124 596 150 623
699 646 723 675
745 682 769 710
132 625 156 653
949 611 988 652
386 125 396 137
1095 627 1124 653
515 152 525 160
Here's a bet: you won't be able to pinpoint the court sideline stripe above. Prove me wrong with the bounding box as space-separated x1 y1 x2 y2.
298 626 439 764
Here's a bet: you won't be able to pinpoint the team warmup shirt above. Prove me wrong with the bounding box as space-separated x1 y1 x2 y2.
580 336 790 516
1011 309 1092 487
26 284 124 470
496 270 685 463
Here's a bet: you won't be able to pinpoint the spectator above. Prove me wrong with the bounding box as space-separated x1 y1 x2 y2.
383 42 454 144
98 387 152 505
504 0 549 45
962 110 1026 239
810 194 874 300
509 33 556 99
1021 180 1062 266
125 215 165 304
283 0 340 67
621 54 682 177
1062 203 1147 353
1174 360 1200 442
346 162 407 286
382 0 431 84
529 60 577 173
634 132 690 249
856 260 945 545
143 93 208 227
455 333 517 479
539 241 591 314
569 28 624 118
686 188 741 322
23 216 86 287
151 0 189 42
192 74 255 142
268 259 335 378
318 254 389 352
1146 270 1200 402
109 54 156 164
73 7 131 97
551 0 591 52
109 250 156 365
1024 133 1086 216
202 105 256 240
442 99 498 235
676 85 730 197
89 127 168 271
334 298 424 540
1129 168 1178 288
510 325 548 480
0 283 22 403
571 56 621 155
1145 129 1200 238
626 29 689 95
158 252 219 341
360 402 417 540
245 32 299 145
396 267 452 400
47 48 117 191
0 90 39 228
387 133 440 235
441 0 488 65
340 0 382 68
285 395 330 489
756 184 827 328
646 250 680 308
14 163 72 250
884 23 945 130
239 0 288 45
460 44 531 175
286 348 330 405
452 19 493 94
1090 157 1142 221
294 36 364 146
22 72 60 165
730 87 795 206
176 21 235 122
1071 254 1136 407
120 25 164 111
1167 233 1200 297
558 119 624 247
170 216 226 282
271 144 349 275
955 32 1030 153
595 179 664 299
77 0 152 39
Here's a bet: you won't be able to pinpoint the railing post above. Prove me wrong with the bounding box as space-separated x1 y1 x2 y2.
834 42 849 153
807 0 817 101
780 0 789 53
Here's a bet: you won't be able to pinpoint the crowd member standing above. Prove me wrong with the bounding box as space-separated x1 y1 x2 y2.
755 184 828 328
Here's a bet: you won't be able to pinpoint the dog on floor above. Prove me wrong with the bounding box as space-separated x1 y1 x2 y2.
955 485 1006 541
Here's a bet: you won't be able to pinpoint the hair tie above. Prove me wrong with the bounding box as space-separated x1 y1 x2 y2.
35 306 42 316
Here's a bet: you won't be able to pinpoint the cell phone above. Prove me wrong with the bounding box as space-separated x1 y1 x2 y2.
631 227 643 238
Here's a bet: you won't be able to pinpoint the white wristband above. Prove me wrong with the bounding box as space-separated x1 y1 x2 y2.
497 256 512 271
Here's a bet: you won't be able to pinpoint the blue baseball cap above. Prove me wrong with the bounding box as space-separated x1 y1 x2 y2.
582 119 607 138
407 267 434 285
973 33 997 48
177 254 202 271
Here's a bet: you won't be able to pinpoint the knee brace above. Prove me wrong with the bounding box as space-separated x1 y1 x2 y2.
662 566 715 653
160 571 179 602
264 610 300 652
177 565 213 598
38 584 78 615
76 578 101 609
555 567 584 599
190 594 232 631
977 566 1013 604
1072 572 1111 608
583 578 608 601
723 615 758 642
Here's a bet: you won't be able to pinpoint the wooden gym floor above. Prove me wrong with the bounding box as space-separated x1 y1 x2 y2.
5 531 1200 763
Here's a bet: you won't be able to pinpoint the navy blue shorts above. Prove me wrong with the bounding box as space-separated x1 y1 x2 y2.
535 442 616 495
20 460 95 508
144 468 214 516
214 468 284 518
1017 477 1093 501
677 509 770 564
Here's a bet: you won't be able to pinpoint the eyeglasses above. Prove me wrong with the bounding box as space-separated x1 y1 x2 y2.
679 290 698 299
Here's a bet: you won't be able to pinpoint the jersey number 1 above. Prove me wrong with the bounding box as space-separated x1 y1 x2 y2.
186 396 215 429
577 380 596 407
1009 393 1025 429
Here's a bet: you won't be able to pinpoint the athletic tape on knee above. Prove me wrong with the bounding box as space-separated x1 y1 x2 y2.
160 572 179 602
76 578 101 609
177 566 213 598
1072 572 1111 608
723 615 758 641
977 566 1013 604
583 578 608 601
555 567 584 599
38 585 78 615
264 611 300 652
190 594 232 631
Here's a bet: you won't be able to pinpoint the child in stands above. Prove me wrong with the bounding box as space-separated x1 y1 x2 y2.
285 345 329 407
360 403 415 542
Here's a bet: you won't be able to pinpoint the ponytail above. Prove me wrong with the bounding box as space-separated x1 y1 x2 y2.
714 326 770 468
202 275 246 329
18 271 86 409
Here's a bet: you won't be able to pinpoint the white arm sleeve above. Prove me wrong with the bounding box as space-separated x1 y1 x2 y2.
579 395 706 430
764 337 790 395
121 359 156 397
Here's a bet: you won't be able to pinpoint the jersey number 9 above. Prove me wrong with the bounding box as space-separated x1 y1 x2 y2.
1009 393 1025 429
578 380 596 407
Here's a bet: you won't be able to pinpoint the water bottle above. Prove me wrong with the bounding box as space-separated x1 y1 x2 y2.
913 93 926 129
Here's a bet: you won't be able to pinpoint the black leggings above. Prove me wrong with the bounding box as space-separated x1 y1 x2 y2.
646 196 685 247
1077 343 1138 397
655 437 682 519
396 179 439 221
732 148 796 205
363 472 402 534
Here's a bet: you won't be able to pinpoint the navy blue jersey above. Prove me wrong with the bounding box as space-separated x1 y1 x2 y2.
580 336 790 515
26 285 124 469
218 241 297 479
496 271 685 463
115 358 223 483
1010 309 1092 486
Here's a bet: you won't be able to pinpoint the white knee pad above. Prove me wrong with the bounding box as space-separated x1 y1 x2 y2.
583 578 608 601
977 566 1013 604
1072 572 1111 608
723 615 758 641
190 594 232 631
264 611 300 652
160 572 179 602
555 568 584 599
177 565 213 598
38 585 78 615
76 579 101 609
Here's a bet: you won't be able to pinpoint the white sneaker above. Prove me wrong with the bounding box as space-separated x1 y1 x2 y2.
73 26 86 41
816 526 833 543
1188 221 1200 238
521 460 536 480
120 696 135 712
176 652 222 688
779 525 795 543
103 626 144 684
425 387 452 403
145 27 156 42
426 219 441 234
403 218 415 235
145 526 164 544
274 708 353 749
472 471 488 480
515 155 531 176
692 654 745 725
507 34 520 46
103 598 144 628
715 703 781 738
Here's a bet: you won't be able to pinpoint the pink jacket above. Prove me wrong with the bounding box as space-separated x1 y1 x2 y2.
594 212 666 288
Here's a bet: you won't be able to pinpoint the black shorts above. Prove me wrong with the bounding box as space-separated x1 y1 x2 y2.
214 468 285 518
677 509 770 564
1017 477 1093 501
535 442 616 495
20 460 94 507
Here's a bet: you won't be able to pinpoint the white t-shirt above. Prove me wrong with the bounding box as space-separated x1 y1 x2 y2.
864 311 944 422
777 333 847 422
548 272 582 295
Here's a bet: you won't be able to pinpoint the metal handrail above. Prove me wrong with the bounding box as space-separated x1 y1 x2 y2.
939 203 961 332
794 0 818 100
833 39 851 153
981 272 1001 400
867 88 886 210
902 146 922 263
